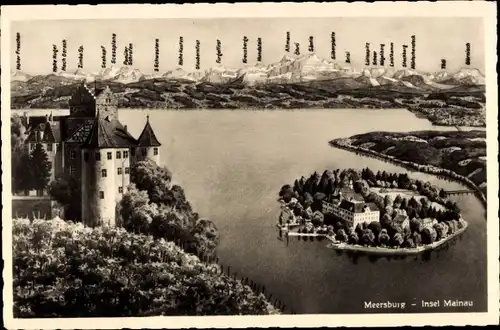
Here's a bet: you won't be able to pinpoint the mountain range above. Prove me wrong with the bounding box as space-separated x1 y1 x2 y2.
11 53 486 88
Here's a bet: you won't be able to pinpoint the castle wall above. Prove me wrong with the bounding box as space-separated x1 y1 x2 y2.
96 89 119 121
135 146 160 165
81 147 131 227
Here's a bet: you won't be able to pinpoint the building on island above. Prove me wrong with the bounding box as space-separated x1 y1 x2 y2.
322 188 380 228
392 214 410 231
23 83 161 226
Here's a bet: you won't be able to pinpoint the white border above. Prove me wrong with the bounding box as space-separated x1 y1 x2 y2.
2 2 498 328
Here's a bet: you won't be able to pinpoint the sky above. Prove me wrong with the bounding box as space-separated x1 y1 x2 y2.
10 17 484 75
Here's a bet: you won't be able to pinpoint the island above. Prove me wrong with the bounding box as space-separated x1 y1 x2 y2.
277 168 468 255
330 130 487 205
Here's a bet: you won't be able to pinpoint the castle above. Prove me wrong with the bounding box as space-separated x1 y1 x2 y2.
24 84 161 226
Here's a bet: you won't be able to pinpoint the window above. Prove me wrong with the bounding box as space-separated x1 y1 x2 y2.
117 167 122 175
123 151 129 158
154 147 159 156
118 187 123 194
95 152 101 161
47 143 53 152
99 191 104 199
102 169 107 177
107 152 112 160
83 152 89 162
142 149 147 156
69 166 76 175
116 151 121 159
125 167 130 174
56 143 61 151
70 150 76 160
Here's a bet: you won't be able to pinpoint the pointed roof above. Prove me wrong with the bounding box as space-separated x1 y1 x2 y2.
136 115 161 147
81 115 138 149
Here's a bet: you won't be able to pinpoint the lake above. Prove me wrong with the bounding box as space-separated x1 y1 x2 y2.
16 108 486 314
115 108 487 314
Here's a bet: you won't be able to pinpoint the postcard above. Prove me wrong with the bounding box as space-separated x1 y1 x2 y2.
1 2 498 328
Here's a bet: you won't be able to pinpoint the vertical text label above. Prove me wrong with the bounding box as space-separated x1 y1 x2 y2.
345 51 350 64
15 32 21 70
285 32 290 53
308 36 314 53
78 45 84 69
123 46 129 66
331 32 336 60
101 46 107 69
441 59 447 70
128 43 133 66
257 37 262 62
372 51 378 66
111 33 117 65
195 40 201 70
379 44 385 66
242 36 248 64
465 43 471 66
389 42 394 67
410 35 416 70
365 43 370 66
216 39 223 64
154 39 160 72
178 36 184 66
52 44 59 73
294 42 300 56
61 40 67 71
402 45 408 68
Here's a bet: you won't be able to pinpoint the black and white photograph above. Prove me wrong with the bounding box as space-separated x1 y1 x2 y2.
1 2 498 328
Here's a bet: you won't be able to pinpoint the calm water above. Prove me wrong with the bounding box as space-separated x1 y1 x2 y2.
60 108 493 313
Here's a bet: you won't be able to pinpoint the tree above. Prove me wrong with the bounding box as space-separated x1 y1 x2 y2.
409 218 422 233
412 231 422 246
394 194 403 205
279 184 294 202
336 228 348 242
353 179 369 195
349 231 359 245
402 238 415 248
381 213 392 228
48 176 81 221
12 151 33 194
439 188 447 199
131 160 173 204
29 143 52 193
368 221 382 237
311 211 324 226
391 232 404 247
303 192 314 208
384 195 393 208
400 198 409 211
421 227 437 245
378 228 390 246
361 228 375 246
120 184 158 233
190 219 220 257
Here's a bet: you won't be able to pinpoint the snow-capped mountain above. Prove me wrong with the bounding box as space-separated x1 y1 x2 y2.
451 68 485 85
202 66 241 84
109 66 144 83
11 53 487 89
57 69 95 81
11 70 31 82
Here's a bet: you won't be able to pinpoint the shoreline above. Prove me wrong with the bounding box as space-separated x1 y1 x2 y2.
329 139 487 207
325 221 468 255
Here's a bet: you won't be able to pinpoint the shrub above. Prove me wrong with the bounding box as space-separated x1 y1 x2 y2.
13 218 278 317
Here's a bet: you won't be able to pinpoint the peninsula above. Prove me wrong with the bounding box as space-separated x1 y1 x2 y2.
277 168 468 255
330 130 487 204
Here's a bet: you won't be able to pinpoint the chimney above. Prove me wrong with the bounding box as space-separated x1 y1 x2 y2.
24 112 29 125
45 114 49 122
124 125 128 132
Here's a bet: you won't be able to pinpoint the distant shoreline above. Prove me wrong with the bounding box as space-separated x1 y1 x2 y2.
329 138 487 207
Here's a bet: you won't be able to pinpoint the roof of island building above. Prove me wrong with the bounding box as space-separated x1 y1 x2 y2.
136 115 162 147
81 114 138 149
393 214 409 225
339 200 379 213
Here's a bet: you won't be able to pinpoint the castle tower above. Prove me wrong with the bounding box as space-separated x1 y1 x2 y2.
135 114 161 165
80 114 138 227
